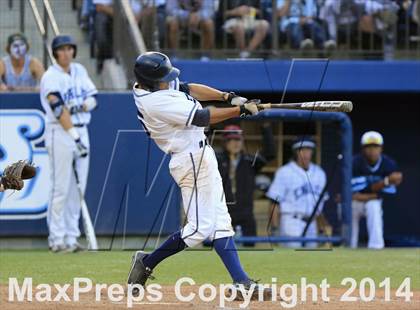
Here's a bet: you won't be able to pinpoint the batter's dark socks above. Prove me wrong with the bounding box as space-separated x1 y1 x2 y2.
213 236 249 283
143 231 186 269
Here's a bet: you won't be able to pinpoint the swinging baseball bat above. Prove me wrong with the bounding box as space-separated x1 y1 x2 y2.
258 101 353 113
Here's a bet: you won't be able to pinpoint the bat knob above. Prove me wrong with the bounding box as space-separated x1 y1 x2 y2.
342 101 353 113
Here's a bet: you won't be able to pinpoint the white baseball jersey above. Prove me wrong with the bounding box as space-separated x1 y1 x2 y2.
133 78 206 154
40 63 97 126
267 161 328 216
132 80 234 247
40 62 96 248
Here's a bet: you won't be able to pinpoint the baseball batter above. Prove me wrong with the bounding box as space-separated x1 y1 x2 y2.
266 138 328 248
127 51 271 299
40 35 98 253
351 131 403 249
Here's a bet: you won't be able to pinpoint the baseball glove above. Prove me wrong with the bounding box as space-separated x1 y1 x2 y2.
1 160 36 190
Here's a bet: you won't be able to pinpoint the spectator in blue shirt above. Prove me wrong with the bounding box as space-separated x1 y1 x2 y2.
276 0 329 49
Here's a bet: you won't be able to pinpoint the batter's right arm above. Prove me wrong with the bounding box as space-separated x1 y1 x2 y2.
192 103 259 126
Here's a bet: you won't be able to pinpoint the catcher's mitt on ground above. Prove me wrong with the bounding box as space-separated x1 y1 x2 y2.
0 160 36 191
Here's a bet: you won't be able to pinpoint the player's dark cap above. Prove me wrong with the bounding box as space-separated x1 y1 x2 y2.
51 35 77 58
291 137 316 151
134 52 180 90
223 125 243 140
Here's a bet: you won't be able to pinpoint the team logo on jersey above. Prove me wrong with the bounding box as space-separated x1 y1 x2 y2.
293 183 323 201
0 109 50 219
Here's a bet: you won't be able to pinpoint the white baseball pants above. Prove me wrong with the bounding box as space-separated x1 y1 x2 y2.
351 199 384 249
44 124 89 247
169 146 234 247
280 214 318 248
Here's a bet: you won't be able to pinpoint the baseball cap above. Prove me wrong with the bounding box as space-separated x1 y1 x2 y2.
361 131 383 146
223 125 242 140
291 137 316 151
7 33 28 46
6 33 29 54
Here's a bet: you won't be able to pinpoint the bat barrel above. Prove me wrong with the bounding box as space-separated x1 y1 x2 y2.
258 101 353 113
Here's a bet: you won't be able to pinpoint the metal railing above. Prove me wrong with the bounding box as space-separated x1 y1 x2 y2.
27 0 60 68
118 0 419 60
113 0 147 85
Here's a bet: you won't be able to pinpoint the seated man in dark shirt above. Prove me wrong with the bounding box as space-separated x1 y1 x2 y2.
216 123 275 246
351 131 403 249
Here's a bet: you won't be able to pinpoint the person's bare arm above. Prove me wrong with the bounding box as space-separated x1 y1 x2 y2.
47 94 73 130
188 83 248 106
47 93 88 157
209 106 241 124
225 5 251 18
370 171 403 192
191 102 258 127
352 192 379 202
96 4 114 16
277 0 291 17
268 201 280 234
188 83 225 101
30 57 45 82
0 60 8 91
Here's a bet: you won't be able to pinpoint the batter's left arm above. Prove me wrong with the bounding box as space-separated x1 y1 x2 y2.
188 83 248 105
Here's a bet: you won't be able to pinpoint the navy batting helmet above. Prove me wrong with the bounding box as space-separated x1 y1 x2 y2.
134 52 179 90
51 35 77 58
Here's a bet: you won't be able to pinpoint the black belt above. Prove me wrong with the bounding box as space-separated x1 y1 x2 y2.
293 214 311 222
73 124 86 127
199 140 208 148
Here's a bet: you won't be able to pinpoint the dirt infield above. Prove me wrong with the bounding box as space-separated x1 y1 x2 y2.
1 285 419 310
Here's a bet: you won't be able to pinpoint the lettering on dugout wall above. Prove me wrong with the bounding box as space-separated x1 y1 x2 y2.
0 109 50 219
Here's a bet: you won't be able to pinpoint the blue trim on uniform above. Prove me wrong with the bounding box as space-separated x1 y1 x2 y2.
186 102 198 126
181 153 199 241
137 110 150 136
367 156 382 173
352 184 367 192
382 185 397 194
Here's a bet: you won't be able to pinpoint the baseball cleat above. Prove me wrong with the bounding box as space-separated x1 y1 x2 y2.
127 251 154 296
49 244 66 253
65 242 86 253
228 279 272 301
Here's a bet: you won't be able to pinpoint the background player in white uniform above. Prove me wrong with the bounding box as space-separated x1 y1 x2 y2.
266 138 328 248
40 35 98 253
351 131 403 249
127 52 271 299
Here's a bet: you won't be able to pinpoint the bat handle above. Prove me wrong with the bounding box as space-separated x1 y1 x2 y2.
258 103 272 110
